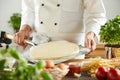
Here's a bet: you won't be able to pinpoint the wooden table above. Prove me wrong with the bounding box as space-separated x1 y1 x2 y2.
62 76 97 80
86 44 106 57
62 59 98 80
62 72 97 80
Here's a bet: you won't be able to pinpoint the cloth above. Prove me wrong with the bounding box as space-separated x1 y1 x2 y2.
21 0 106 59
21 0 106 43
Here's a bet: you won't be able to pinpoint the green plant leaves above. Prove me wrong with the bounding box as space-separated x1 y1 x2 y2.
0 48 53 80
41 71 53 80
0 49 7 56
8 13 21 30
36 60 46 69
0 59 6 70
8 48 20 60
99 15 120 45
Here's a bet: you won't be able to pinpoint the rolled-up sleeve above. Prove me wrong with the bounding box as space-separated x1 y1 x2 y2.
20 0 35 30
84 0 106 41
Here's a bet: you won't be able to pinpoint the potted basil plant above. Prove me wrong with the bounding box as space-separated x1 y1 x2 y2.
99 15 120 58
8 13 21 32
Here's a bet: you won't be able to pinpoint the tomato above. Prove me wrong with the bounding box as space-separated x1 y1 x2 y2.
66 64 81 76
107 67 120 80
95 66 108 80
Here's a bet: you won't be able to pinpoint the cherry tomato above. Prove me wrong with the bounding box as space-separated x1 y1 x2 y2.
107 67 120 80
66 64 81 76
95 66 108 80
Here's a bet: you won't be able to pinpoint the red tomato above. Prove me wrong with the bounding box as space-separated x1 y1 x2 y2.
107 67 120 80
66 64 81 76
95 66 108 80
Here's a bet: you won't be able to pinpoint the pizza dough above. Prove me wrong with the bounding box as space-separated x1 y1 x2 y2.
29 41 79 60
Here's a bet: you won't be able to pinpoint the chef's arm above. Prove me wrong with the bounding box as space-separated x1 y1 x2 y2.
14 0 35 48
83 0 106 51
84 0 106 42
20 0 35 31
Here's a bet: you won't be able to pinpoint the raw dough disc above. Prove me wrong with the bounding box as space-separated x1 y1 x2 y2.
29 41 79 60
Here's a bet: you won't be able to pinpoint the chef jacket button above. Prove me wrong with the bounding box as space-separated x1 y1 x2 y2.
41 3 44 6
40 21 43 24
57 4 60 7
54 23 58 25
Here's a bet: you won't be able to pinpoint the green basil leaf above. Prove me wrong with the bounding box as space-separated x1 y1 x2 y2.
0 49 7 56
8 48 20 60
0 59 6 70
41 71 53 80
36 60 46 69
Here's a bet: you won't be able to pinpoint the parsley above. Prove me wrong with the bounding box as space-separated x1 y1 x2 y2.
99 15 120 45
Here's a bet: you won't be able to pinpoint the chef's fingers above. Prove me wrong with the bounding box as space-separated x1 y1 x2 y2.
85 35 97 51
85 38 92 50
23 44 27 49
85 39 93 51
85 32 96 51
14 33 22 44
91 39 96 51
88 39 91 49
14 33 26 47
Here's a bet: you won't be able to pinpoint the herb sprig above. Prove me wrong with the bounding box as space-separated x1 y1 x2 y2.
99 15 120 45
0 48 53 80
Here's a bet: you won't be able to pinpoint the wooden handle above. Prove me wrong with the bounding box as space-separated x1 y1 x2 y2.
5 34 14 40
5 34 27 43
5 34 36 46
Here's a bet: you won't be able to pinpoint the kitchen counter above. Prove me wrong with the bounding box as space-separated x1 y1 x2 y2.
63 76 97 80
61 59 99 80
62 71 97 80
61 44 106 80
86 44 106 58
61 44 120 80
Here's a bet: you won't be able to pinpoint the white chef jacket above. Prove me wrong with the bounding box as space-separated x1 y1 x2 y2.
21 0 106 44
21 0 106 59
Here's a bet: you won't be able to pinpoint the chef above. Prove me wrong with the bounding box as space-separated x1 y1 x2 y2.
14 0 106 59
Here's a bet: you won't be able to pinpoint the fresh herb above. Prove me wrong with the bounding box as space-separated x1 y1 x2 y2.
41 71 53 80
0 59 6 70
0 48 53 80
99 15 120 45
8 13 21 32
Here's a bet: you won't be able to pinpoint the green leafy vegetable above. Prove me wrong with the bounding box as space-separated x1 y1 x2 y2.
8 13 21 30
41 71 53 80
36 60 46 69
0 59 6 70
8 48 21 60
0 48 53 80
0 49 7 56
99 15 120 45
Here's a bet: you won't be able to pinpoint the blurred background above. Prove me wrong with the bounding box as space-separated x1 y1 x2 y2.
0 0 120 52
0 0 120 34
0 0 120 33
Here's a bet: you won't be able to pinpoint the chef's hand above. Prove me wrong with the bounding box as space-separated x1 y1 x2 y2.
14 24 31 48
84 32 96 52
